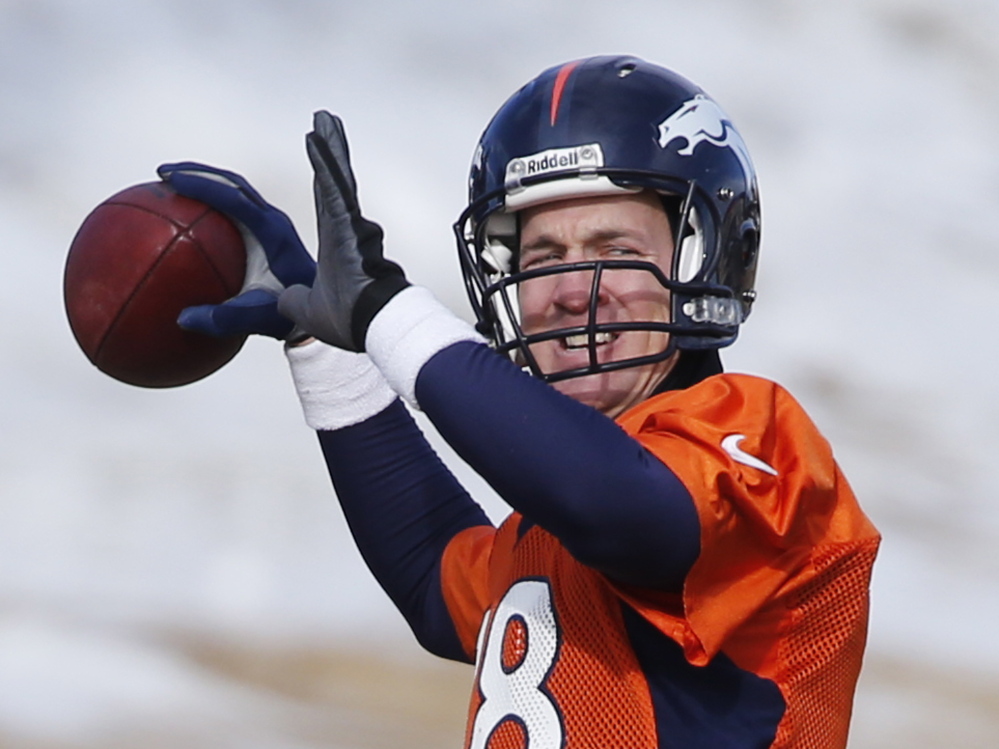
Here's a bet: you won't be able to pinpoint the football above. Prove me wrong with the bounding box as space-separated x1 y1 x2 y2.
64 181 248 388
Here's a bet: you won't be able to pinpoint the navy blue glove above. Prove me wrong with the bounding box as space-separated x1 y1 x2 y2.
278 112 409 351
157 162 317 340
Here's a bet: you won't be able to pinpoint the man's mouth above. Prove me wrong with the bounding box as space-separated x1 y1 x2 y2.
561 331 617 350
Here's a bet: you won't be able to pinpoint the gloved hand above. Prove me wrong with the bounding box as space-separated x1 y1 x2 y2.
278 111 410 351
157 162 316 340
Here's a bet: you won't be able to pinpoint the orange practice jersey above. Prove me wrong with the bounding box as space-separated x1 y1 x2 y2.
440 373 880 749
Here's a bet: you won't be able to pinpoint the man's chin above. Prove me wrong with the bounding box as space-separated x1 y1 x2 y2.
546 354 678 417
552 372 633 417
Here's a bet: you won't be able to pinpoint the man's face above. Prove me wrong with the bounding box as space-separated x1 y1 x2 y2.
517 191 680 418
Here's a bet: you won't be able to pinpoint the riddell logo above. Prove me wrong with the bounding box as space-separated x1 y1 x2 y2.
526 151 579 174
504 144 603 188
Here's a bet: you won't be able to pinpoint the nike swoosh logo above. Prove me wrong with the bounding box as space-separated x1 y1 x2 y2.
721 434 778 476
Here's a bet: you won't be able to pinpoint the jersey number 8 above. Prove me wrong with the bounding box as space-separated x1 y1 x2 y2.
470 579 565 749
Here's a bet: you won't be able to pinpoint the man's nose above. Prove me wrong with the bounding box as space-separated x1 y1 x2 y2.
553 266 607 314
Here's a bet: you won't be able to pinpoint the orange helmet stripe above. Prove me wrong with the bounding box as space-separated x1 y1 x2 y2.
550 60 581 126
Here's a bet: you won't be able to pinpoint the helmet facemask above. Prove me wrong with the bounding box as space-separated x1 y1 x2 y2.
455 175 741 385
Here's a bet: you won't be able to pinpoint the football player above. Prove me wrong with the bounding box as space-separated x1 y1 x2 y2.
164 55 880 749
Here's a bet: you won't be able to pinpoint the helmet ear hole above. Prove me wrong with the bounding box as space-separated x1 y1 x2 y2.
738 219 759 269
735 220 760 318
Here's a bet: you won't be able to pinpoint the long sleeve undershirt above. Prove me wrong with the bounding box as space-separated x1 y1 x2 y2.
318 341 700 660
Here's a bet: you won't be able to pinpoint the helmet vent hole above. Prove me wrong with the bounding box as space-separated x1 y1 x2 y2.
617 63 637 78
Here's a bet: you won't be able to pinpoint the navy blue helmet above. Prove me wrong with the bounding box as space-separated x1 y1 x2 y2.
453 55 761 383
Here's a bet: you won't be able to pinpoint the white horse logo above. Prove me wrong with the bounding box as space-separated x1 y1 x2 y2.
657 95 753 175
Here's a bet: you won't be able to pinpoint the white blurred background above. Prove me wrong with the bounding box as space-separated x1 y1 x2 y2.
2 0 998 746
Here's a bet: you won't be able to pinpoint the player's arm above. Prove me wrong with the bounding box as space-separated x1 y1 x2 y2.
418 338 698 590
285 336 491 664
369 303 698 591
280 112 700 592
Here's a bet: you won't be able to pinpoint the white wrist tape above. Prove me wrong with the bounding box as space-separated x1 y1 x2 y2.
284 339 397 430
365 286 486 409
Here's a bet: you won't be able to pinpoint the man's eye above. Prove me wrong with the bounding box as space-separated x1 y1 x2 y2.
607 247 642 257
521 252 562 269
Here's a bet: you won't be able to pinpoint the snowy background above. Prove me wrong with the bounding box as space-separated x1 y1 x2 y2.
2 0 999 746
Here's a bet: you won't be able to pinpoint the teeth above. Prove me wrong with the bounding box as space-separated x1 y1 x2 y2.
563 332 615 349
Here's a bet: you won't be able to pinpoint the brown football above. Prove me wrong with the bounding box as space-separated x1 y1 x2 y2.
64 181 247 388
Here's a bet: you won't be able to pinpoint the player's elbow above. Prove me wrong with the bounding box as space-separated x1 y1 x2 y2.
404 607 475 664
568 525 699 591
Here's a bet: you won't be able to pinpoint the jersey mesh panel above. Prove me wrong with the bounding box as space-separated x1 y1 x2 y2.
774 540 879 749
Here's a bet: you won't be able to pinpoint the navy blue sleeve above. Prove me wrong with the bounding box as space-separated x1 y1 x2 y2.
415 341 699 591
317 398 490 662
